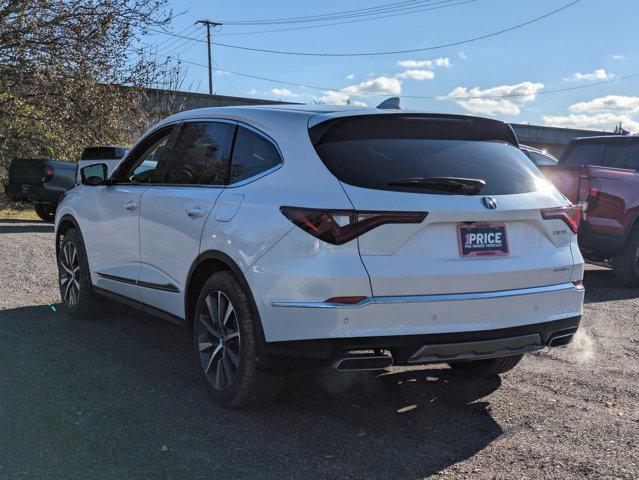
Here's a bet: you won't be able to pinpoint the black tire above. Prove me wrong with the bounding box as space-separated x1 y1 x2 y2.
449 354 523 378
193 271 283 408
58 228 102 318
612 227 639 287
35 204 55 222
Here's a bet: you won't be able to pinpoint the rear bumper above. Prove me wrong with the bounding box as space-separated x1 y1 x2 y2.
262 283 584 342
578 224 625 256
3 183 62 204
265 316 581 365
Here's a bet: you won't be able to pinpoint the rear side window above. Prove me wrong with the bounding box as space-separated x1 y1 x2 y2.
561 143 604 166
529 151 557 166
602 143 639 169
310 115 542 195
163 122 234 185
81 147 126 160
229 127 281 184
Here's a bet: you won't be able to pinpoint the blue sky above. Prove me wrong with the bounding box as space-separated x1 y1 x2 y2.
146 0 639 132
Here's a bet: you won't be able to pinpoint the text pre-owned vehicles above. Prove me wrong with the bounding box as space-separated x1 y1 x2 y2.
5 158 77 221
540 135 639 286
55 105 585 408
76 146 128 184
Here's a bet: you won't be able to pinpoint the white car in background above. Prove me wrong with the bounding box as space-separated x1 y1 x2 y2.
76 146 128 184
55 104 585 408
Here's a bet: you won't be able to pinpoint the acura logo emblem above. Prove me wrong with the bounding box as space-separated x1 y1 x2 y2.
481 197 498 209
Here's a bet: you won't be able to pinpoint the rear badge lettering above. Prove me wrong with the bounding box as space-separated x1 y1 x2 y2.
458 223 509 257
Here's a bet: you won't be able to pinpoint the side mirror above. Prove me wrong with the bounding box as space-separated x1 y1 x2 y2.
80 163 108 186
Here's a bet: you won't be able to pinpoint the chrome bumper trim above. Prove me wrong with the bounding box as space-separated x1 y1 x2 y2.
271 283 584 309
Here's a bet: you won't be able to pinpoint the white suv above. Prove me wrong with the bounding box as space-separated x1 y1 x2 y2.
55 105 585 408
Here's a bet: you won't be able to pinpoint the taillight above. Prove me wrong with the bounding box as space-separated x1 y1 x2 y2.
541 205 581 234
280 206 427 245
43 165 54 183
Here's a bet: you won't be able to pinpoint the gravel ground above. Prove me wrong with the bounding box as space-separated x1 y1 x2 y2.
0 218 637 479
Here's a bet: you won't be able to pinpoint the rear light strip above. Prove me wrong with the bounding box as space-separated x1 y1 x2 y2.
280 206 427 245
541 205 581 234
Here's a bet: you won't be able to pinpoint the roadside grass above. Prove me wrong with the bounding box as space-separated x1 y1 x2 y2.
0 197 39 220
0 207 39 221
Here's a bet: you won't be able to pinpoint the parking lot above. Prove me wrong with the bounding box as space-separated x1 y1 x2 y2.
0 217 637 479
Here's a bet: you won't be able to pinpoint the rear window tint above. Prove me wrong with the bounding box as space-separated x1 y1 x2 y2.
561 143 604 166
81 147 126 160
310 115 542 195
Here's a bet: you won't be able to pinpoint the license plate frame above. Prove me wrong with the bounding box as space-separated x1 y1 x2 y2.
458 223 509 258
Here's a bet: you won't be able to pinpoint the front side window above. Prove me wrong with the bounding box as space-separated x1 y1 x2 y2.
162 122 234 185
229 127 282 184
120 126 174 184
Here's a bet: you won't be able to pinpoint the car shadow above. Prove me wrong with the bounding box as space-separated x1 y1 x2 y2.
0 303 503 479
583 267 639 303
0 222 54 234
0 218 48 224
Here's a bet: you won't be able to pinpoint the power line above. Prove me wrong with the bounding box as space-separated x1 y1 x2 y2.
148 1 581 57
159 53 639 101
217 0 478 36
220 0 450 25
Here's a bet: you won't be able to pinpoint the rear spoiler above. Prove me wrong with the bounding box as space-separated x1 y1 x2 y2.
309 113 519 147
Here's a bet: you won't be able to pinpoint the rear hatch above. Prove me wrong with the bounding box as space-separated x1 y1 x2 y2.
309 114 576 296
8 158 46 185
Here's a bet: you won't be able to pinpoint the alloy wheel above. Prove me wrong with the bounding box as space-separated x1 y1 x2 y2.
59 241 80 307
196 291 241 391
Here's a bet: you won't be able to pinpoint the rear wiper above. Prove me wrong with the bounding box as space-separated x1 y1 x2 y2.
388 176 486 195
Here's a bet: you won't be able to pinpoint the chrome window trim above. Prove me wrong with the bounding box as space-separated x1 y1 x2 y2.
271 283 584 309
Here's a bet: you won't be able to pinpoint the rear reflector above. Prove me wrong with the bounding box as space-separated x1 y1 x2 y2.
541 205 581 234
572 280 583 287
325 296 367 304
43 165 54 183
280 206 427 245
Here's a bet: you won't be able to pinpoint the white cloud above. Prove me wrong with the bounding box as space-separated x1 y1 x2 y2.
434 57 452 68
248 88 258 95
568 95 639 114
610 54 624 60
271 88 299 98
396 69 435 81
442 82 544 116
458 51 467 60
564 69 615 82
396 57 452 69
346 73 355 80
543 113 639 133
315 75 400 106
344 76 402 96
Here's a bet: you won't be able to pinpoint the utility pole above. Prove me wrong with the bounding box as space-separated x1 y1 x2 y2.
196 19 222 95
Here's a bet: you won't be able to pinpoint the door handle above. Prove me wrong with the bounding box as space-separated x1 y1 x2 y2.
123 201 138 211
186 207 207 219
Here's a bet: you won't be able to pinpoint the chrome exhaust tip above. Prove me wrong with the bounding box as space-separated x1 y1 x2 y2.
333 354 393 371
548 332 575 348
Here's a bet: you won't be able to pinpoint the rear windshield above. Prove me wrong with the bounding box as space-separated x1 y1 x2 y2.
81 147 126 160
561 143 604 166
310 115 543 195
561 140 639 170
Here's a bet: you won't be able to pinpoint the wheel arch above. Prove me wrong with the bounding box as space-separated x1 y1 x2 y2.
185 250 270 368
55 214 82 261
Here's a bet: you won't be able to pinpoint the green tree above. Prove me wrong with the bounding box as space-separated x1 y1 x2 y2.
0 0 177 181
